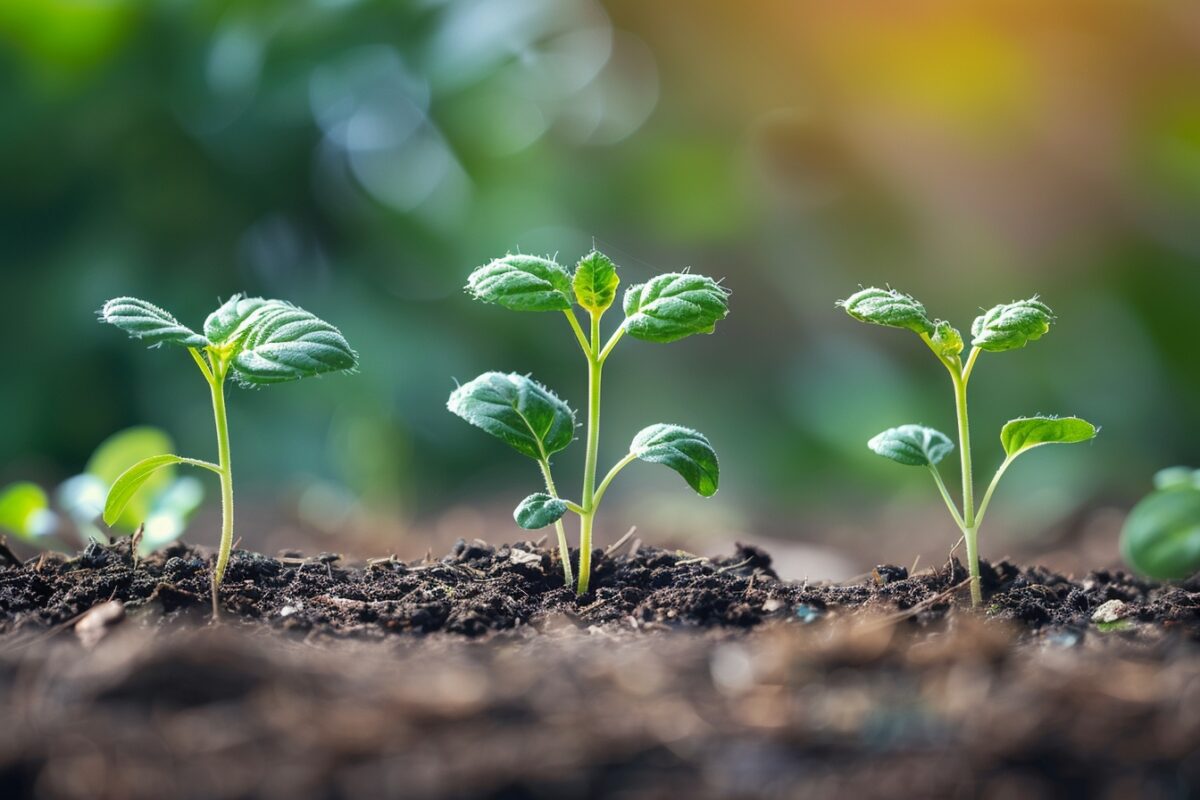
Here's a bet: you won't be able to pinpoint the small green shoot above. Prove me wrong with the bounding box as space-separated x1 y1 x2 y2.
840 288 1098 606
1121 467 1200 580
99 295 357 616
450 250 728 595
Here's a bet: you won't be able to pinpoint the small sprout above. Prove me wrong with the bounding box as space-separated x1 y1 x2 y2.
841 287 1097 606
99 295 357 616
451 249 729 594
1121 473 1200 580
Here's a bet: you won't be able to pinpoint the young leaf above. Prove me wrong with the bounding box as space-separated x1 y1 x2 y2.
0 482 55 541
1000 417 1097 459
573 250 620 313
1120 486 1200 580
104 454 193 527
629 424 719 497
85 426 176 531
837 288 935 335
204 294 268 345
868 424 954 467
971 298 1054 352
622 273 730 343
513 493 569 529
99 297 208 348
228 301 359 385
447 372 576 460
466 255 573 312
931 320 964 358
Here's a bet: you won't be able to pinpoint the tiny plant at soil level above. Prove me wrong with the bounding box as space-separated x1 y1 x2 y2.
99 296 357 616
838 288 1098 607
449 250 729 595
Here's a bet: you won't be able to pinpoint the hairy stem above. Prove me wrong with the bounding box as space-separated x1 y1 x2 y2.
577 312 603 595
207 361 235 619
538 458 575 587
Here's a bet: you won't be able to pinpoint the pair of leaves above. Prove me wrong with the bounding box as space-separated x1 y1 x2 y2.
869 417 1097 468
99 295 358 386
465 251 730 343
839 288 1055 354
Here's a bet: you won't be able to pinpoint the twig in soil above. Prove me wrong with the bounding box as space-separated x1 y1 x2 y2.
629 538 642 557
130 524 143 571
604 527 638 558
715 556 755 575
533 535 548 548
910 554 921 575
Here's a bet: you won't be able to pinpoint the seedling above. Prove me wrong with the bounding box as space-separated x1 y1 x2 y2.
1121 467 1200 580
449 250 728 595
99 295 357 615
839 288 1097 606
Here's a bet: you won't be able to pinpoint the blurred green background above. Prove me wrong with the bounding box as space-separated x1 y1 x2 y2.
3 0 1199 576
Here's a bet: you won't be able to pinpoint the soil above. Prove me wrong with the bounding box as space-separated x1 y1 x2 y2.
1 537 1199 799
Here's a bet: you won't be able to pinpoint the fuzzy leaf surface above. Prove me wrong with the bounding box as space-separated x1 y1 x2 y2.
630 424 719 496
869 424 954 467
228 301 358 385
971 298 1054 352
513 493 569 529
204 294 269 344
838 288 935 335
931 320 964 358
466 255 573 312
1121 487 1200 580
1000 417 1097 459
99 297 207 348
622 273 730 343
573 250 620 313
447 372 576 460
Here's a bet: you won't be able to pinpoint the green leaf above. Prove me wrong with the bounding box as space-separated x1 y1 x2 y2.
838 288 935 335
228 300 359 385
1121 486 1200 580
0 482 55 541
204 294 268 345
447 372 576 460
931 320 964 358
466 255 573 312
971 297 1054 352
622 273 730 343
1000 417 1097 459
103 454 191 527
630 424 719 497
1154 466 1200 491
513 493 569 529
86 426 176 531
868 424 954 467
99 297 207 348
573 250 620 313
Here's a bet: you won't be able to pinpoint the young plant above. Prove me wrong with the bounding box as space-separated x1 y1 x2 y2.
449 250 729 595
839 288 1098 606
99 295 357 616
1121 467 1200 580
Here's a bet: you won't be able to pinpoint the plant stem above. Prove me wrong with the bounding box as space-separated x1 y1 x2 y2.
951 370 982 606
963 524 981 606
207 361 234 619
577 312 603 595
538 458 575 587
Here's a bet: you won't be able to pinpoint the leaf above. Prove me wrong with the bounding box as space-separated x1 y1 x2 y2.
85 426 175 531
868 425 954 467
1000 417 1097 459
0 482 55 541
1120 486 1200 580
931 320 964 358
971 297 1055 352
228 300 359 385
204 294 269 345
447 372 576 460
466 255 573 312
99 297 207 348
1154 467 1200 491
838 288 935 335
572 250 620 313
103 455 192 527
630 424 719 496
622 273 730 343
513 493 569 529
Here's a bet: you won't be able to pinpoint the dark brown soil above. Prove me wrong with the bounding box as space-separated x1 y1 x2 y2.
1 538 1199 799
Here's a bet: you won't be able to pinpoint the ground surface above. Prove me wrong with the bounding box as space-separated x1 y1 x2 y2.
1 538 1198 799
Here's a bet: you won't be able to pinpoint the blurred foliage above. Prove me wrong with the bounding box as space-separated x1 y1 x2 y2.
2 0 1200 551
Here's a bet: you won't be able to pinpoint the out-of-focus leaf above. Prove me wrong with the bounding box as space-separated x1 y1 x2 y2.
1121 486 1200 580
0 482 55 541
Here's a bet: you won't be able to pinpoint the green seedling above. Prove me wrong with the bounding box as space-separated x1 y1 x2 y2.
99 295 357 616
1121 467 1200 580
449 250 728 595
839 288 1097 606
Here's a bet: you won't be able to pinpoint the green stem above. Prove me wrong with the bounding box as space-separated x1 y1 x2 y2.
594 452 637 509
577 312 603 595
951 370 982 606
538 458 575 587
927 465 966 530
975 456 1014 531
963 525 981 606
207 362 235 619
